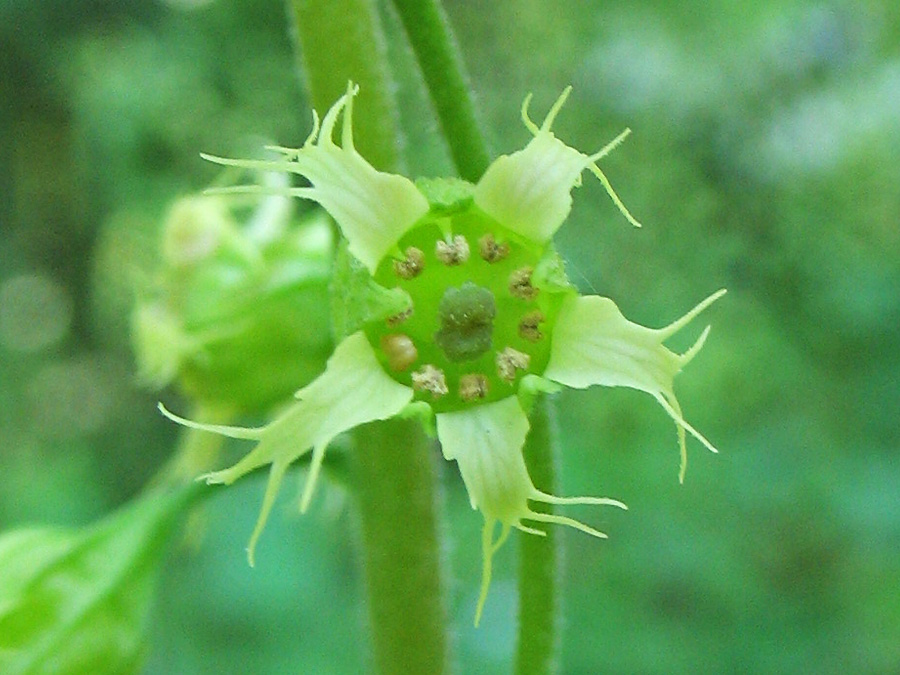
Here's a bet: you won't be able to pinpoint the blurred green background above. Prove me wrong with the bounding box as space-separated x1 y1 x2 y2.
2 0 898 672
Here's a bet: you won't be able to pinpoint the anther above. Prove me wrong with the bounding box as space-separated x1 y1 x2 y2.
386 307 413 327
436 235 470 265
380 334 418 372
509 267 538 300
412 364 448 398
459 374 489 401
518 311 545 342
478 233 509 263
496 347 531 383
393 247 425 279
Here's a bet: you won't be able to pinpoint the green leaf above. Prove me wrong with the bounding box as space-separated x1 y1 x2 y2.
0 487 197 675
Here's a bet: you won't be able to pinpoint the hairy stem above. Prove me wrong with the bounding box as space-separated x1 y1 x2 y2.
287 7 449 672
515 396 560 675
288 0 401 172
389 0 491 181
353 417 448 674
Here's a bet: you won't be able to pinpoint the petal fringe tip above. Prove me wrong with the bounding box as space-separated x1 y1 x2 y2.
157 402 263 441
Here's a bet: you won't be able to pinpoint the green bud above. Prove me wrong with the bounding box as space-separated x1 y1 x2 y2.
160 196 233 268
132 195 334 412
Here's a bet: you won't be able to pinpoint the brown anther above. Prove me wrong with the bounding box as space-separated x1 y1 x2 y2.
509 267 538 300
386 307 413 327
518 310 545 342
496 347 531 383
411 364 448 398
459 374 489 401
380 334 418 372
393 247 425 279
478 233 510 263
435 235 470 265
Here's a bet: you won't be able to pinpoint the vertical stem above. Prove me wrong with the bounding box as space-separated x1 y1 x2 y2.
288 0 401 171
353 417 448 675
388 0 491 181
287 7 449 672
515 396 560 675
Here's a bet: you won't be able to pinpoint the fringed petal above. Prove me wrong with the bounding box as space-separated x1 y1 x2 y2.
436 396 625 624
203 85 429 273
473 87 640 244
161 332 412 562
544 289 726 481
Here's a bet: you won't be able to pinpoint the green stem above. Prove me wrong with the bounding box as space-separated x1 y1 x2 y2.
353 417 448 674
389 0 491 181
287 6 449 673
288 0 401 172
515 396 560 675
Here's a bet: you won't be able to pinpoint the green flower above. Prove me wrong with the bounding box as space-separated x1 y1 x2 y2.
161 85 724 623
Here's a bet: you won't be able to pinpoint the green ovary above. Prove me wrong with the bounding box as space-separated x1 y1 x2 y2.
365 205 564 414
435 282 496 362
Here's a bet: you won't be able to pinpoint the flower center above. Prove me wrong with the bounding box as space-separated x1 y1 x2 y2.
365 200 564 413
435 283 496 362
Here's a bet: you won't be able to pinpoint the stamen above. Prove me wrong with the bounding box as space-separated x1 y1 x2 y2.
509 267 538 300
393 247 425 279
379 334 418 372
436 235 470 265
411 364 448 398
496 347 531 383
386 307 413 327
518 311 545 342
478 233 510 263
459 374 489 402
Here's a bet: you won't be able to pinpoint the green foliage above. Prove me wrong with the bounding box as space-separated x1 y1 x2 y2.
0 488 196 675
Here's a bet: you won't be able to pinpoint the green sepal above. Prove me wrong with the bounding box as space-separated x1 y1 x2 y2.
414 177 475 215
517 374 562 414
532 244 574 295
397 401 437 438
0 486 200 675
330 240 412 341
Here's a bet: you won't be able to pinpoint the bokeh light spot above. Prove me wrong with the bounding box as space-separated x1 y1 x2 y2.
0 274 73 353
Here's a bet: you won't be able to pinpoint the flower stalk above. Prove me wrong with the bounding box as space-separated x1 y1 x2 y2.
389 0 491 181
515 396 560 675
286 6 451 671
288 0 400 172
353 417 448 674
